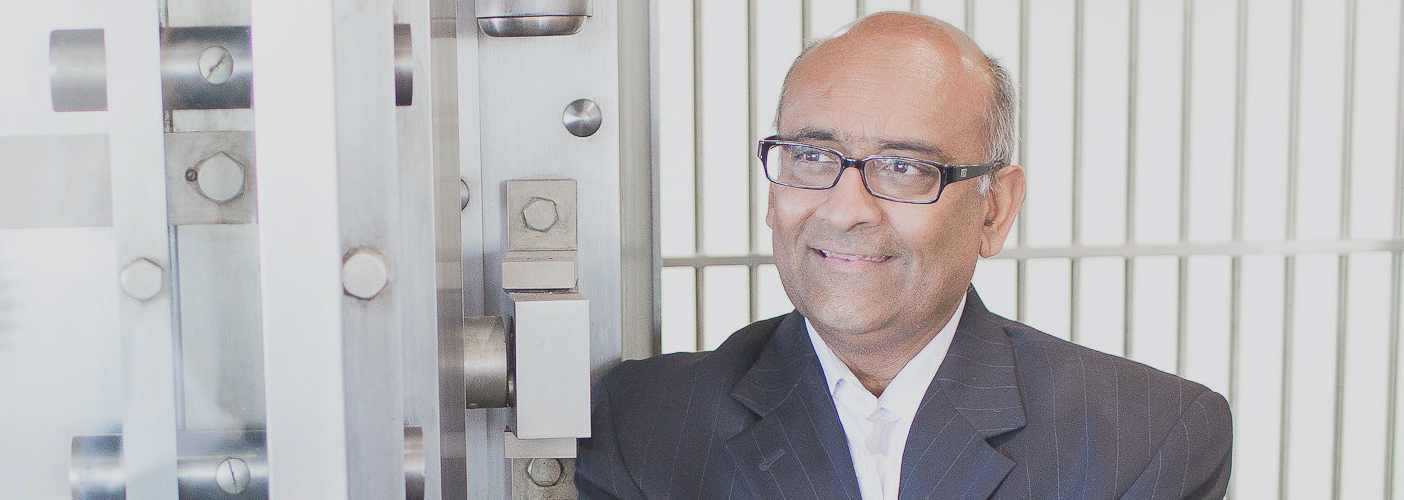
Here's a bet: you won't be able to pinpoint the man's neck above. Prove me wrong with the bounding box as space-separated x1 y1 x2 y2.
812 300 963 396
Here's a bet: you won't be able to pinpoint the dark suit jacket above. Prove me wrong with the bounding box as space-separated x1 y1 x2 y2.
577 289 1232 499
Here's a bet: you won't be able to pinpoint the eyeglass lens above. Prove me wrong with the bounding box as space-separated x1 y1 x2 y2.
763 143 944 202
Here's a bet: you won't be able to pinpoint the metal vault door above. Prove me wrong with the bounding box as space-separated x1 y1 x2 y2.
0 0 639 497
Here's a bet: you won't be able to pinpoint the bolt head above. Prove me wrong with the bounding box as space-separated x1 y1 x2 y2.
119 258 163 302
215 458 251 495
194 152 246 204
525 458 563 487
198 45 235 85
522 198 559 232
342 249 389 300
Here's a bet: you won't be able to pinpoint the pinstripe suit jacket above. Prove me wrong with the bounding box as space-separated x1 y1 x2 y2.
576 289 1232 500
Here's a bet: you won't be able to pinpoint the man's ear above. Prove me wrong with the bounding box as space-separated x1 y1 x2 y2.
979 165 1026 258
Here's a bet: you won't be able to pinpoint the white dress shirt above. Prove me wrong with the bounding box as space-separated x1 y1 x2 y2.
806 296 966 500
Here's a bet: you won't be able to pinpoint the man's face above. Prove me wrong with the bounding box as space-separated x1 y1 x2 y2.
767 30 997 341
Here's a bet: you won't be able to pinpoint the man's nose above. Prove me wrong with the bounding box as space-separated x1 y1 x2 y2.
813 167 883 230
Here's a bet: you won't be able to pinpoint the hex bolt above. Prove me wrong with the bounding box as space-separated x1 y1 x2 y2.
193 152 246 204
525 458 563 487
198 45 235 85
522 197 559 233
119 258 163 302
214 457 251 495
342 249 389 300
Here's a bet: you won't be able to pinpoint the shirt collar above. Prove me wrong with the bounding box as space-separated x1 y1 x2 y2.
806 295 967 422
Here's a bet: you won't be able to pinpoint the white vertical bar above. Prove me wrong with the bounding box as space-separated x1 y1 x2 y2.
1340 252 1391 500
700 0 748 256
1286 254 1340 500
106 0 178 496
1023 0 1074 248
661 267 700 353
251 0 349 497
1236 255 1286 498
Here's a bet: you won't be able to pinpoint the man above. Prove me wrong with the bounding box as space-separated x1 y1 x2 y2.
578 11 1231 500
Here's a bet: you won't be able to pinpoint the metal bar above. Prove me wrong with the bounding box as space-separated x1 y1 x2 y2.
910 0 919 14
964 0 975 36
107 0 181 494
693 0 706 350
1070 0 1084 345
1016 0 1030 322
1175 0 1194 377
662 240 1404 268
1124 0 1140 359
1279 2 1304 497
747 0 760 325
802 0 812 42
1386 2 1404 496
1331 2 1358 498
857 0 866 18
1226 1 1248 495
695 266 705 351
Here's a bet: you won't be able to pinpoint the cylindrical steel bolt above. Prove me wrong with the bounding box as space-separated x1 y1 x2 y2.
214 457 251 495
525 458 563 487
522 197 559 232
198 45 235 85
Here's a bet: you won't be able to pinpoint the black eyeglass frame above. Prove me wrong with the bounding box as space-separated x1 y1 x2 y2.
757 135 1002 204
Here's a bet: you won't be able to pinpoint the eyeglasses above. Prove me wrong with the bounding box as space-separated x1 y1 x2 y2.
757 135 1001 204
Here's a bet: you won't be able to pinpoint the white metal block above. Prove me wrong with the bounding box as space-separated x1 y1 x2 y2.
510 291 590 440
502 432 576 459
502 250 576 290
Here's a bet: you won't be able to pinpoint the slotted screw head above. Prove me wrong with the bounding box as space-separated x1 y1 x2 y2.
215 458 251 495
199 45 235 85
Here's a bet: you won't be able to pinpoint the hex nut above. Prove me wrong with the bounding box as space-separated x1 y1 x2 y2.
525 458 563 487
215 458 251 495
193 152 246 204
119 258 163 302
522 197 559 233
342 249 389 300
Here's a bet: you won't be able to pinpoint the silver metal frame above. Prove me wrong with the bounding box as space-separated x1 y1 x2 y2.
106 2 181 497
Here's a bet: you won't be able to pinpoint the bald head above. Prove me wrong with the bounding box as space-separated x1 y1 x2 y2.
776 12 1016 170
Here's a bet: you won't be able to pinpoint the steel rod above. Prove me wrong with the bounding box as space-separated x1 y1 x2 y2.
693 0 706 350
1330 2 1358 498
1278 2 1304 497
1070 0 1084 345
1226 0 1249 495
1016 0 1030 322
1123 0 1140 359
1386 1 1404 495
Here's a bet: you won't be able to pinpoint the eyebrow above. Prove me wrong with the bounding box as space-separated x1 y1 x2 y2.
782 127 956 163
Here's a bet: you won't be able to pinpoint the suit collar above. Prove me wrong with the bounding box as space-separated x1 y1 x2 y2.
727 312 863 500
933 288 1028 438
897 288 1022 499
726 289 1025 499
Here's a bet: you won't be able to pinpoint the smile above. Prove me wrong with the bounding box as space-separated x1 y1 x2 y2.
814 248 892 263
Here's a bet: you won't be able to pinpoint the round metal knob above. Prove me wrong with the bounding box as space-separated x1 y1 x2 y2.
562 99 602 137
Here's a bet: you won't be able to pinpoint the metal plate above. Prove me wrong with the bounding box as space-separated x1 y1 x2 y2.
165 131 256 224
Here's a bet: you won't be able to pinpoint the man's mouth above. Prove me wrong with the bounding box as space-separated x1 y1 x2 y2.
814 248 892 263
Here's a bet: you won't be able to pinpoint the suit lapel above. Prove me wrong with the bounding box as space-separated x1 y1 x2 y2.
726 313 863 500
898 289 1024 500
